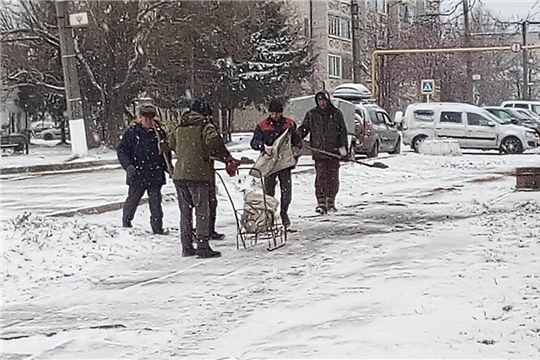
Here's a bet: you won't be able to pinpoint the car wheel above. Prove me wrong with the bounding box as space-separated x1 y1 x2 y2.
43 133 53 141
412 135 427 153
367 141 379 158
500 136 524 154
390 137 401 155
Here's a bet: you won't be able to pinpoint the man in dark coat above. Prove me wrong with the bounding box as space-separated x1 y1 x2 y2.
250 99 302 228
117 104 171 234
169 99 241 258
298 91 348 215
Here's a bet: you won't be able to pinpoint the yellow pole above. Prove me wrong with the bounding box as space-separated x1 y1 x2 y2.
370 44 540 99
371 51 377 102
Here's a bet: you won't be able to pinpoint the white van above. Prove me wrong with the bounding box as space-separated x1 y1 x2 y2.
501 100 540 116
402 102 539 154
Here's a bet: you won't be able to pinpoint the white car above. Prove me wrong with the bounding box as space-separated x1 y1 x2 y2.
401 102 538 154
501 100 540 116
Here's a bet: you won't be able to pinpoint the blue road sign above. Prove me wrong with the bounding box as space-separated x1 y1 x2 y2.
421 79 435 95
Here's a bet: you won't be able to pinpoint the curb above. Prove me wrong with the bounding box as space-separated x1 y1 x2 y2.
1 159 120 175
48 193 178 218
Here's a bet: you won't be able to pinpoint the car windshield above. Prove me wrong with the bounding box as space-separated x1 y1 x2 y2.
506 109 529 120
482 110 511 125
532 104 540 115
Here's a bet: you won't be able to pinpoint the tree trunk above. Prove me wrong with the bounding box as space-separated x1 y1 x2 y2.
102 97 126 148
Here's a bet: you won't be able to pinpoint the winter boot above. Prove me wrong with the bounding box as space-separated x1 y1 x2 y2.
196 239 221 258
326 197 337 212
153 228 170 235
182 247 197 257
123 221 133 228
316 198 327 215
210 232 226 241
281 212 291 229
315 205 327 215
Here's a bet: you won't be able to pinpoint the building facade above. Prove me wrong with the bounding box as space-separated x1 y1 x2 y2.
290 0 427 92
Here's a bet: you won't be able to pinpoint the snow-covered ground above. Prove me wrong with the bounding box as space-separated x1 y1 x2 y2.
1 137 540 359
0 139 117 169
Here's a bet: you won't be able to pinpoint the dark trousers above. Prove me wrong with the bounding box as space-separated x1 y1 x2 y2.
174 180 211 250
209 182 218 234
122 185 163 233
314 159 340 206
264 168 292 216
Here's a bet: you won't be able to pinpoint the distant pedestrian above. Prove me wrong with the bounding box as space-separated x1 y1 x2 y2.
117 104 171 234
250 98 302 229
298 91 348 214
169 99 241 258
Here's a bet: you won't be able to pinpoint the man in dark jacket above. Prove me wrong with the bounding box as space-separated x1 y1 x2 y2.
169 99 241 258
298 91 348 215
250 99 302 229
117 104 171 234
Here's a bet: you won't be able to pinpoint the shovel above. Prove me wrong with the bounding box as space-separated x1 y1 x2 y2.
304 145 389 169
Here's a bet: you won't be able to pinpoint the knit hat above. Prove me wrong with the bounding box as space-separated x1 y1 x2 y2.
190 98 213 116
268 99 284 113
139 104 157 117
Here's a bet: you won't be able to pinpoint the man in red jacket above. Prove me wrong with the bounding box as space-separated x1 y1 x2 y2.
250 99 302 229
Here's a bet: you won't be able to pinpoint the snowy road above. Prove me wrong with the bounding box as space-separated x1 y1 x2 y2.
0 168 176 220
2 150 540 359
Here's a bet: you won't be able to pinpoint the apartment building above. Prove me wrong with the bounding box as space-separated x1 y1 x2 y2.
291 0 427 92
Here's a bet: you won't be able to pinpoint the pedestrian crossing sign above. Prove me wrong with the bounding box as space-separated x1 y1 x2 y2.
421 79 435 95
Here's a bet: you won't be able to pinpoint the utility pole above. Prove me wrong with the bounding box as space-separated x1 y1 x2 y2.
351 0 361 83
55 0 88 158
462 0 473 103
522 21 529 100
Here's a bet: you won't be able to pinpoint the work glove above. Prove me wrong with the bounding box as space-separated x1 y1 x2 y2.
126 165 136 178
225 159 241 177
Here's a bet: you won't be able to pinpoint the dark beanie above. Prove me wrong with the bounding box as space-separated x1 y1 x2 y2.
190 98 213 116
268 99 284 113
139 104 157 117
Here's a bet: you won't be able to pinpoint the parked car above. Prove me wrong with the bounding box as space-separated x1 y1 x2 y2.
352 104 401 157
332 83 401 157
29 121 66 140
514 108 540 121
485 106 540 137
501 100 540 116
402 102 538 154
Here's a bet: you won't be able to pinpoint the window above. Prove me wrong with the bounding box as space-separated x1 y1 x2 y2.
467 113 491 127
328 16 340 37
493 110 512 121
342 57 353 80
367 0 387 13
377 0 387 14
532 105 540 115
328 16 352 40
381 112 393 125
413 110 435 122
340 19 352 40
375 112 386 125
440 112 463 124
328 55 342 78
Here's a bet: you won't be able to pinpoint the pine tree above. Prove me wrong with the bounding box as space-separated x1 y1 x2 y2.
215 0 314 109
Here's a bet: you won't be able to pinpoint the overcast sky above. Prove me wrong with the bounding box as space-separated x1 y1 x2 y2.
468 0 540 21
